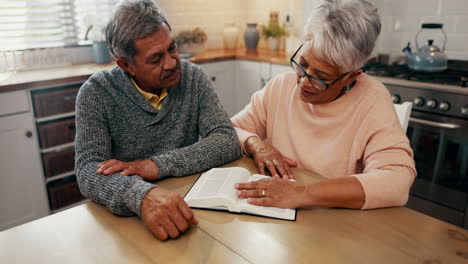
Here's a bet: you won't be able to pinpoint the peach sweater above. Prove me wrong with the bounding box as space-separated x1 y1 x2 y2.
231 72 416 209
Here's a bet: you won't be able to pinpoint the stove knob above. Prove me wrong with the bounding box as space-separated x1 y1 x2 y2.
413 97 424 106
462 106 468 116
426 99 437 109
391 94 400 104
438 101 450 111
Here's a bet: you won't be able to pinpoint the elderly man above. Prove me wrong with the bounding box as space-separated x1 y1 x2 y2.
75 0 241 241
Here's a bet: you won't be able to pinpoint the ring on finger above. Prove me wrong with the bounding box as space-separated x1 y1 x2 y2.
261 189 266 197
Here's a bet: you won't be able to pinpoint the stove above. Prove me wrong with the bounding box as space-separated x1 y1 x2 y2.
363 62 468 120
363 62 468 87
363 62 468 229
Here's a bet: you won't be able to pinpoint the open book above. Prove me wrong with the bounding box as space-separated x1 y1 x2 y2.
184 167 296 221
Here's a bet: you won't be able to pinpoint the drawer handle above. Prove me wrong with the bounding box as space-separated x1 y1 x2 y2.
68 124 76 130
211 76 216 82
409 117 460 129
26 131 33 138
64 94 77 101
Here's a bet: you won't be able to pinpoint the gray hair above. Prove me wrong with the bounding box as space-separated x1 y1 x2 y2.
303 0 381 72
105 0 171 63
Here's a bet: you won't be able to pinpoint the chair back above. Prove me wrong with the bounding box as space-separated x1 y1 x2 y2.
394 102 412 132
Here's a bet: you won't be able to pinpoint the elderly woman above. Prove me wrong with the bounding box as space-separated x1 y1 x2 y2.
233 0 416 210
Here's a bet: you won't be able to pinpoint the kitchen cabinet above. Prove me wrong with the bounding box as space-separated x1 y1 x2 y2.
271 64 292 79
198 61 237 117
198 60 272 117
235 60 268 113
30 83 86 212
0 91 49 231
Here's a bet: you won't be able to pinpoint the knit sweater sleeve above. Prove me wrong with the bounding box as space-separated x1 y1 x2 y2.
352 97 417 209
75 80 155 217
150 68 241 178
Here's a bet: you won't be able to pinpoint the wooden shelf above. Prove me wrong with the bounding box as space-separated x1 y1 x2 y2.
41 142 74 154
36 111 75 123
46 171 75 183
30 82 84 217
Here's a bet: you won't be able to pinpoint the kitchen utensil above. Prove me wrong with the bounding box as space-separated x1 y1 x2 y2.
402 23 448 72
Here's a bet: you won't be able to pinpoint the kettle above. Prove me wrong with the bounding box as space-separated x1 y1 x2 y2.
402 23 448 72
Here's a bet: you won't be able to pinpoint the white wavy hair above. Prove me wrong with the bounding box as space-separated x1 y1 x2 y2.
303 0 381 72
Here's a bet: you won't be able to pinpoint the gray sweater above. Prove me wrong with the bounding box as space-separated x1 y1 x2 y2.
75 60 241 216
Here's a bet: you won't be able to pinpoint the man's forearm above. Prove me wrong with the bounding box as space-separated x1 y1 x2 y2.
151 129 241 178
76 161 156 216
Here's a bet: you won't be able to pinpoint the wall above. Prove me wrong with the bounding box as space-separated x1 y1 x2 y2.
298 0 468 61
158 0 303 50
245 0 303 37
369 0 468 61
73 0 468 64
158 0 246 49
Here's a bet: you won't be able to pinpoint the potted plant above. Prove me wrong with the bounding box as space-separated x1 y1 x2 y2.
175 27 208 57
83 10 112 64
261 23 287 51
85 24 112 64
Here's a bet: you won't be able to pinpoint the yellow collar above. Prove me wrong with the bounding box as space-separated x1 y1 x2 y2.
130 77 168 109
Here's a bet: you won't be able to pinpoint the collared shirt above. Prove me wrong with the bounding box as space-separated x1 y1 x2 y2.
130 77 168 110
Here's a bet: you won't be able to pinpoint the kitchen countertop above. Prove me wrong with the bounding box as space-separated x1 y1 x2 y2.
0 48 290 94
187 47 290 65
1 47 467 95
0 63 115 93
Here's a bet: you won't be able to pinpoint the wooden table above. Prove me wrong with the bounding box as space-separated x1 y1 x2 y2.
1 157 468 264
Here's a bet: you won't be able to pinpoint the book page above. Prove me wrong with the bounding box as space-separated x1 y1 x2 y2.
184 167 250 211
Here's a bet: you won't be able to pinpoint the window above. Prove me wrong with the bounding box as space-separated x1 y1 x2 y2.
0 0 117 51
74 0 118 42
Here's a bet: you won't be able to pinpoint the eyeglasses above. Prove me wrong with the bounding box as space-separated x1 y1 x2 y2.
290 44 349 91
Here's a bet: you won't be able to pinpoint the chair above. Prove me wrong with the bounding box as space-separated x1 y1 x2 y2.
394 102 412 132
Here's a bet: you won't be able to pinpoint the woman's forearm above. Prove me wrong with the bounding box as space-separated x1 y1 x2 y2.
301 177 366 209
244 136 262 156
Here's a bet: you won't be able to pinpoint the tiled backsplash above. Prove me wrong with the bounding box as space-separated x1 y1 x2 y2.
158 0 302 49
161 0 468 61
158 0 245 49
63 0 467 65
369 0 468 60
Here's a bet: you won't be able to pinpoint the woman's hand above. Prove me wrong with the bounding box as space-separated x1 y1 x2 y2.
245 136 297 179
235 178 306 209
97 159 159 180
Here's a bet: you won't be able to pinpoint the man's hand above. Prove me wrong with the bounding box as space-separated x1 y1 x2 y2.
97 159 159 180
141 187 199 241
245 136 297 179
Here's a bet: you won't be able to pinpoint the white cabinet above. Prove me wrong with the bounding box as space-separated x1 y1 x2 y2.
235 60 270 113
0 90 29 116
198 61 237 117
198 60 290 117
0 98 49 231
271 64 292 80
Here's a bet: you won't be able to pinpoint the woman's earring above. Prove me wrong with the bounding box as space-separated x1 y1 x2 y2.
344 80 357 93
